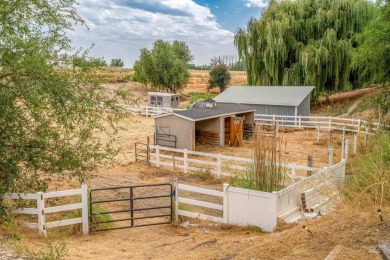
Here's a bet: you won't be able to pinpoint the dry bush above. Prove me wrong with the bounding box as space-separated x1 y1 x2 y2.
232 125 286 192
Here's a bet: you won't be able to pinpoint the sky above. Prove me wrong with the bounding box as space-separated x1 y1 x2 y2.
69 0 267 67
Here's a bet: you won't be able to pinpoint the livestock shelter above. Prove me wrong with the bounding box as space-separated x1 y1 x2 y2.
154 104 256 150
214 86 315 118
148 92 180 108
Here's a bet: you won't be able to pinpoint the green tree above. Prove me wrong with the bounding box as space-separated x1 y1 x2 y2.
73 56 107 68
208 64 231 92
110 58 125 68
235 0 377 99
0 0 129 201
133 40 193 93
353 0 390 85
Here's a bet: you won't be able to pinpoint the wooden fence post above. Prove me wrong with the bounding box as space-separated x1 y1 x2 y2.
353 134 357 154
183 149 188 174
217 153 222 177
341 126 346 159
223 184 228 224
317 124 320 143
172 154 176 171
344 139 349 160
291 164 296 177
328 148 333 167
147 137 150 165
275 122 279 138
36 192 47 236
307 155 313 176
328 116 332 131
174 178 179 223
145 107 149 117
364 127 368 146
81 185 89 235
156 145 160 167
298 115 301 129
358 119 361 133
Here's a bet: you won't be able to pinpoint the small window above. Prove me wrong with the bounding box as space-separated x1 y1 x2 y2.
175 96 179 101
171 97 174 102
150 96 156 106
157 96 163 107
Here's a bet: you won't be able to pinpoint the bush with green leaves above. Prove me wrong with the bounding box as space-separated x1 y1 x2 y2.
110 58 125 68
208 64 231 92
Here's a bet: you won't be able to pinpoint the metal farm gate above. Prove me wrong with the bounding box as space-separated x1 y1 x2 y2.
154 133 176 148
89 183 173 231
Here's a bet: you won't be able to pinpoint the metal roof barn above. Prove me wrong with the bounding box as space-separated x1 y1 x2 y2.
214 86 315 119
154 104 255 150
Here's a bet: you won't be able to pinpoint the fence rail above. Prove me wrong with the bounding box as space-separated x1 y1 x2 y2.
150 145 320 179
1 185 89 236
254 114 380 134
174 179 227 224
116 105 184 117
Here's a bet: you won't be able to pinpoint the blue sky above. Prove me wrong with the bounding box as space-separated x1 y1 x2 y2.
69 0 267 67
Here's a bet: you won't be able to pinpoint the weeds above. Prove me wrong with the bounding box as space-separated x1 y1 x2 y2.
345 132 390 211
29 238 67 260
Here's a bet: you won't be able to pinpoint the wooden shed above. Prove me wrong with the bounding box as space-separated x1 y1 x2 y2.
214 86 315 118
148 92 180 108
154 104 256 150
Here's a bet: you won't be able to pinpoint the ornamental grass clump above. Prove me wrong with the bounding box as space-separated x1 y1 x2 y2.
232 125 287 192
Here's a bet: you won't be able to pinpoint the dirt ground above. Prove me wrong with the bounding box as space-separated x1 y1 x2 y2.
2 81 385 259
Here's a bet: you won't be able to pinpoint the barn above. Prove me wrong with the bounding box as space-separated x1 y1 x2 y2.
214 86 315 117
154 104 255 150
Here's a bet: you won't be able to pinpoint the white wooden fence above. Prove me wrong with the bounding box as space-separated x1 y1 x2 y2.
174 179 227 224
173 160 346 232
1 185 89 236
115 104 184 117
254 114 380 134
150 145 321 179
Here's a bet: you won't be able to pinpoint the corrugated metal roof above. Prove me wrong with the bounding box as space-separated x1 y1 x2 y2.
156 104 255 121
213 86 315 107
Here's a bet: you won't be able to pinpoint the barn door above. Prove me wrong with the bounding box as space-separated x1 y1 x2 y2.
230 117 243 146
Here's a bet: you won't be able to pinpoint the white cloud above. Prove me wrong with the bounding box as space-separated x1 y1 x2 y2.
244 0 268 8
69 0 235 66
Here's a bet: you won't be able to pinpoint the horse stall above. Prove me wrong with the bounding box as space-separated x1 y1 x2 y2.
154 104 255 150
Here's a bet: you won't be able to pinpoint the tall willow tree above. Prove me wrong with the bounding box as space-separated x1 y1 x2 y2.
235 0 377 98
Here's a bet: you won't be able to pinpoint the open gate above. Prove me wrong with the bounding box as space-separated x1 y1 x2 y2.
89 183 173 231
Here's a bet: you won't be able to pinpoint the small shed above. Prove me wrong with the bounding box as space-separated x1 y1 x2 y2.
148 92 180 108
154 104 256 150
214 86 315 117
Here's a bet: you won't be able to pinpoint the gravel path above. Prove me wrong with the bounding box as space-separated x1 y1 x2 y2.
0 246 28 260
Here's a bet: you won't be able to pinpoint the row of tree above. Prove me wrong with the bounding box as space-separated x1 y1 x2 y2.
72 57 125 68
235 0 389 99
188 58 244 71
